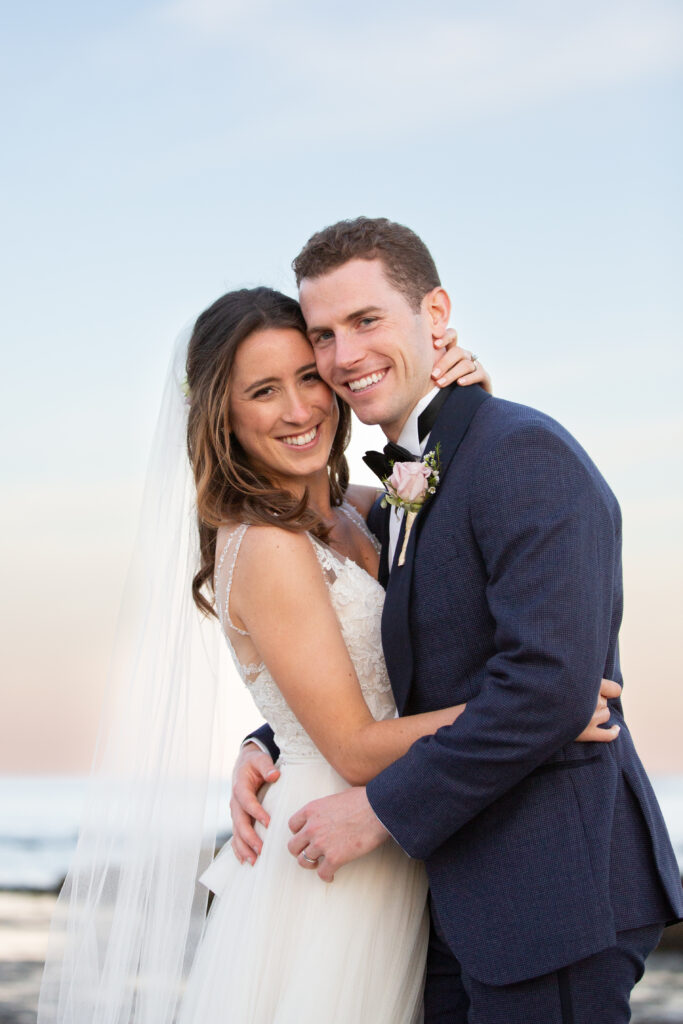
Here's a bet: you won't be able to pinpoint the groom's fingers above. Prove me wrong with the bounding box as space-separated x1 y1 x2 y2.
232 753 280 829
287 807 333 878
287 831 308 857
287 809 314 860
229 805 261 865
229 752 281 864
317 859 337 883
288 806 307 836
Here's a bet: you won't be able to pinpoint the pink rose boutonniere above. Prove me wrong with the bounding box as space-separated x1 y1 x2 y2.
381 446 441 566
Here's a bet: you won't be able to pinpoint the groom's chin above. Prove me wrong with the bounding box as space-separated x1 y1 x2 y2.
332 387 377 423
349 406 381 425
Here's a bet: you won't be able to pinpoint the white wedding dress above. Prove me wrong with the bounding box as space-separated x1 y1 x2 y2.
177 503 429 1023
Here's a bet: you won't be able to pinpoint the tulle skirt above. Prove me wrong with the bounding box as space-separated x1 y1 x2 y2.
177 755 429 1023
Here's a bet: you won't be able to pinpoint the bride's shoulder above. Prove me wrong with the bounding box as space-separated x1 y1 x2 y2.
229 526 329 619
230 523 319 578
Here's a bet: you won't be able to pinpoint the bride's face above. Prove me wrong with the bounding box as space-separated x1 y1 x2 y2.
229 327 340 486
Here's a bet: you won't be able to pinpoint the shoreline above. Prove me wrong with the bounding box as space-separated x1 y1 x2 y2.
1 892 681 1024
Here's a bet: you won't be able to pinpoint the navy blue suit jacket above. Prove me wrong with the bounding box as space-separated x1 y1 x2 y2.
250 385 682 986
364 385 681 984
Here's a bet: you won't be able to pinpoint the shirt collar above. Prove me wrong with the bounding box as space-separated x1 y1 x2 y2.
396 387 440 456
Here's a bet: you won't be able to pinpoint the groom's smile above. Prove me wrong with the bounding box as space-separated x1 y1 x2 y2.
346 369 387 393
299 257 451 442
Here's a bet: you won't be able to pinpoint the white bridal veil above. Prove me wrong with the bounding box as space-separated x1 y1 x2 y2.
38 328 231 1023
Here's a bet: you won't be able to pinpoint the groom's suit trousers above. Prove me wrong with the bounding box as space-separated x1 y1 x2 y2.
424 916 663 1024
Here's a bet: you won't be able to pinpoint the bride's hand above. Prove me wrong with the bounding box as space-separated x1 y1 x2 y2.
230 743 281 865
432 328 492 393
576 678 622 742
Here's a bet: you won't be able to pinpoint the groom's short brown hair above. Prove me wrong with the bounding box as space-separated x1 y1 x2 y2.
292 217 441 312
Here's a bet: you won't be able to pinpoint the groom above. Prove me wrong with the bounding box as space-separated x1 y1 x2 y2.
233 218 682 1022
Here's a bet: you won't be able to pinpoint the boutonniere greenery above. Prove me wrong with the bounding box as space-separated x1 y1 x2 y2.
381 446 441 566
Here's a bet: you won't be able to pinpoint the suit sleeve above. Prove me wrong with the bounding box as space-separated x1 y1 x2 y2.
367 423 619 859
245 723 280 763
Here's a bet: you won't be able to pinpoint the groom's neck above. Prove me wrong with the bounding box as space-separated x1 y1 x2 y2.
381 382 438 443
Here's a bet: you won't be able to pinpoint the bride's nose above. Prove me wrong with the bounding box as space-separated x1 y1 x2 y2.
281 391 312 424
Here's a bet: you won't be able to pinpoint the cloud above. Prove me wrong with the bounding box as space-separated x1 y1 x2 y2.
161 0 277 33
300 5 680 132
159 0 683 132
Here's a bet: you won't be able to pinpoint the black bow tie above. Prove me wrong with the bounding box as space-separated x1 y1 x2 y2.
362 441 418 482
362 385 454 483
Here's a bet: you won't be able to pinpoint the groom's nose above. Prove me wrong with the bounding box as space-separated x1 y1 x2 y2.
333 329 364 370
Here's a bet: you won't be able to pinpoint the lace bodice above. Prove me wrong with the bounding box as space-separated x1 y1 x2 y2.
214 502 396 759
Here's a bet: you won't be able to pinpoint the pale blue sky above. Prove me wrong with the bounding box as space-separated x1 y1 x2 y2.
2 0 682 771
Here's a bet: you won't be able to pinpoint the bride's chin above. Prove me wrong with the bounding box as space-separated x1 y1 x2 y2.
284 457 331 479
262 453 331 487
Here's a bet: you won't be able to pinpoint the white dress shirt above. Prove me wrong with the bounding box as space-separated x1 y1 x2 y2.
386 387 439 566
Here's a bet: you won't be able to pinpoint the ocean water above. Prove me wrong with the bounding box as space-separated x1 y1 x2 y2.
0 776 232 891
0 774 682 892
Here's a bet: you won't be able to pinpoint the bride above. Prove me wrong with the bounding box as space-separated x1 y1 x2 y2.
39 286 618 1024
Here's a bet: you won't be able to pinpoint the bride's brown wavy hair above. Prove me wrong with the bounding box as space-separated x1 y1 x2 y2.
186 287 351 617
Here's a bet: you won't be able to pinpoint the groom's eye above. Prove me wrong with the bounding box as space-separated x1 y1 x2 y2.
312 331 333 347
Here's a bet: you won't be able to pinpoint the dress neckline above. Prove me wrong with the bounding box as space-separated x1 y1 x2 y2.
308 500 382 586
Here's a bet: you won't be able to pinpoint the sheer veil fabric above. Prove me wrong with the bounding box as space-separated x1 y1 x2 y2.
38 329 231 1023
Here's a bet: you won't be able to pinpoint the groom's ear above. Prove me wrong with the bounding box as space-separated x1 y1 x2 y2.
422 287 451 341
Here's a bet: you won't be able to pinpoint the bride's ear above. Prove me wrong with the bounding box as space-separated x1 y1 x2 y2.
423 287 451 343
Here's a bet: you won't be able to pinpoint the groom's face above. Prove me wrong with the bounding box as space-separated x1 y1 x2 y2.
299 258 444 441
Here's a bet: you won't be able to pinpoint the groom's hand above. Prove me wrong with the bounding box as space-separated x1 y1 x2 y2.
230 743 280 865
288 787 389 882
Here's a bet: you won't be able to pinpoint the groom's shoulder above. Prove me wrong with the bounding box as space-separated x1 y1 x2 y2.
478 395 566 434
474 395 584 453
471 396 615 498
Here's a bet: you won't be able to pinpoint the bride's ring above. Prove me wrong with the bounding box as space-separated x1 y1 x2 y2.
301 851 319 865
471 353 479 368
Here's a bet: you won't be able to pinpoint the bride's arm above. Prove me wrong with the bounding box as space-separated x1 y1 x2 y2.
235 516 622 773
231 527 463 787
432 328 492 393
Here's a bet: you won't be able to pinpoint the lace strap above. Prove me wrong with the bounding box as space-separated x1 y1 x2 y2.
307 534 340 585
214 524 250 636
341 499 382 554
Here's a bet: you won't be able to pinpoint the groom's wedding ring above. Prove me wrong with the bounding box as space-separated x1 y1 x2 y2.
301 851 319 865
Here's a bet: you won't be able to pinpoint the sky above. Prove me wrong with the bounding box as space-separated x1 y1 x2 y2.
1 0 682 775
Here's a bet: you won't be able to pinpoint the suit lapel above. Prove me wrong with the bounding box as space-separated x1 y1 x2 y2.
382 385 491 712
